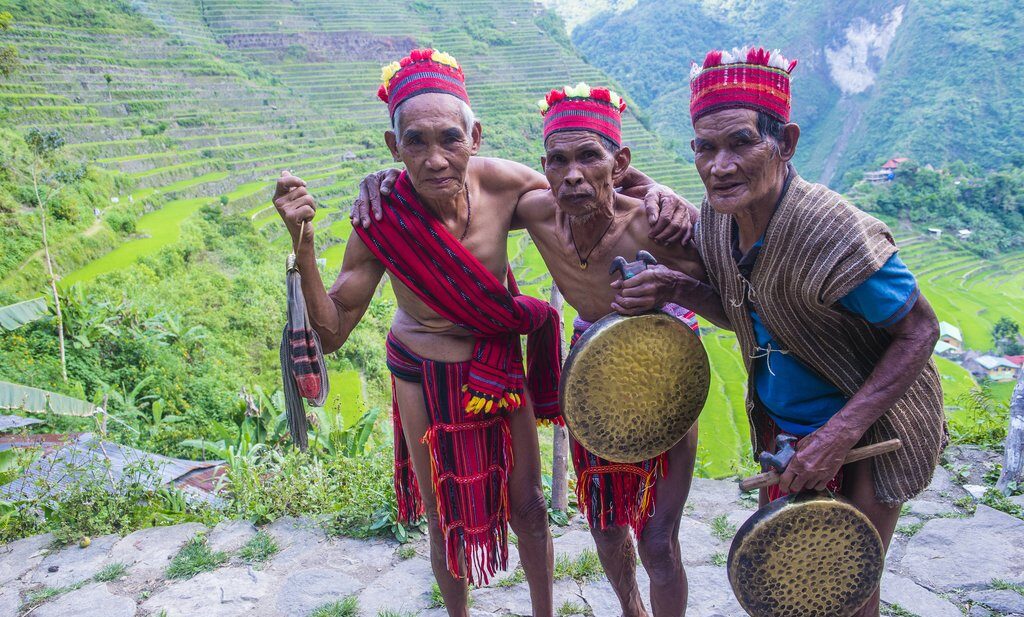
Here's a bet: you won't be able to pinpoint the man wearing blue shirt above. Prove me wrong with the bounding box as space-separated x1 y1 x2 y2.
612 47 946 617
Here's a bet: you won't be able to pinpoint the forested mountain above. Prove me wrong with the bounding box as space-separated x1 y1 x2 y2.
562 0 1024 188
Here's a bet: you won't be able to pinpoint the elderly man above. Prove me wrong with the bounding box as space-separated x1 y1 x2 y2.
277 49 692 617
361 83 719 617
515 84 715 617
615 47 947 617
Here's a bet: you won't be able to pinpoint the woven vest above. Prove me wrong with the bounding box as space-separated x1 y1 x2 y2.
698 172 947 504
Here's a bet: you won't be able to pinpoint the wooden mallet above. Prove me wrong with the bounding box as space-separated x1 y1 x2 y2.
739 438 903 493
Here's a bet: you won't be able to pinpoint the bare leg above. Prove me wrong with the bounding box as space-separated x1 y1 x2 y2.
637 423 698 617
506 399 554 617
843 459 901 617
393 378 469 617
591 524 647 617
569 431 646 617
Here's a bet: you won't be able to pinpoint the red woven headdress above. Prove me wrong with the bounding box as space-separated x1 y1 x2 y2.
690 47 798 124
378 48 469 120
538 83 627 147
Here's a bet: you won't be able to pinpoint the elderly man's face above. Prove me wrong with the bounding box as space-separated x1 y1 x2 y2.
542 131 629 218
385 93 480 203
692 108 787 216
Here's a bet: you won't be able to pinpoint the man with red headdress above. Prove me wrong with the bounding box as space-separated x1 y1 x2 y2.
274 48 691 616
510 82 727 617
615 47 947 617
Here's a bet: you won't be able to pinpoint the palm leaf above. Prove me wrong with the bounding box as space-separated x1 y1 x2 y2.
0 380 96 417
0 297 48 331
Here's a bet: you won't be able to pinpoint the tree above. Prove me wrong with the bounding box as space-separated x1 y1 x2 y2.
26 128 70 383
993 317 1023 355
996 368 1024 495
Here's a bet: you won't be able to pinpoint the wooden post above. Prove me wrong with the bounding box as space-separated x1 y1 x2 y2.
997 368 1024 494
549 284 569 513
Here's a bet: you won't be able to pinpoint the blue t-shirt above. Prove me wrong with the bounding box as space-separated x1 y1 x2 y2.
751 252 919 435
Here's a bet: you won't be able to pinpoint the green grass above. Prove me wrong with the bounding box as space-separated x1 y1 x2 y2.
495 567 525 587
896 522 925 537
709 514 736 541
396 545 416 560
990 579 1024 596
238 531 278 565
711 552 727 567
554 549 604 583
557 600 593 617
310 596 359 617
93 562 127 582
165 535 228 580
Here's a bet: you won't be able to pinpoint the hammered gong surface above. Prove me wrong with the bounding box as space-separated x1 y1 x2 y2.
727 494 885 617
560 313 709 463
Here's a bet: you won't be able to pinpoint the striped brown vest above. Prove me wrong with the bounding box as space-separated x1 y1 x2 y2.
698 172 947 504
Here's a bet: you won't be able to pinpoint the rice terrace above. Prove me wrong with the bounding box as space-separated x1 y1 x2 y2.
0 1 1022 616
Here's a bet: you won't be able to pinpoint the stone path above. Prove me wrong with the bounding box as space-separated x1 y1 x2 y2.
1 471 1022 616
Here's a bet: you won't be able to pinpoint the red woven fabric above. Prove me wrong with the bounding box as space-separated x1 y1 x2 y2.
543 97 623 146
567 306 700 537
386 333 512 586
352 171 562 420
690 47 797 123
378 49 469 120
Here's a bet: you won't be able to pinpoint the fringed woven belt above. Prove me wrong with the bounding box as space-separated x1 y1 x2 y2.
280 220 328 449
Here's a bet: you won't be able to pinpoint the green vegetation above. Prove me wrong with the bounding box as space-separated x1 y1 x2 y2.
709 514 736 542
94 561 128 582
557 600 593 617
238 530 278 565
553 549 604 583
857 160 1024 256
572 1 1024 186
310 597 360 617
165 534 228 580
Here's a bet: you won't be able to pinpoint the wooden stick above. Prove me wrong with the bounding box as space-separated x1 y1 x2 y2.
739 439 902 492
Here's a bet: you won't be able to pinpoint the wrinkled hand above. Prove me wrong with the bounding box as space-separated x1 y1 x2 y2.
776 430 857 494
643 184 698 245
350 168 401 228
610 264 695 315
273 171 314 249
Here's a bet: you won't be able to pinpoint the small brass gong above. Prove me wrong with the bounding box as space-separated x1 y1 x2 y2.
728 492 885 617
559 311 710 463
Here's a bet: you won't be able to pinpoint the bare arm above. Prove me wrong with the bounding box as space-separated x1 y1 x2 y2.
778 294 941 493
274 172 385 354
619 167 700 244
610 264 732 329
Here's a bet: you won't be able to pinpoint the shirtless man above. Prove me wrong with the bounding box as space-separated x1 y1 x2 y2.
359 84 725 616
276 50 692 617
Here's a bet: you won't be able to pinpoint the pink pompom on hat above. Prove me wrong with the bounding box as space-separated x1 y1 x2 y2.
538 83 628 147
689 47 798 124
377 48 469 120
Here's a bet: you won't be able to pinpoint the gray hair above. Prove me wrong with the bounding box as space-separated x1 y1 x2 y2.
392 98 475 139
756 111 785 157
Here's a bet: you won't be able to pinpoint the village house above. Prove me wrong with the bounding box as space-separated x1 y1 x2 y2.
964 354 1020 382
937 321 963 353
862 157 909 184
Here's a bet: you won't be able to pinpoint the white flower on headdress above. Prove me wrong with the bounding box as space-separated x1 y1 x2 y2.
537 98 549 113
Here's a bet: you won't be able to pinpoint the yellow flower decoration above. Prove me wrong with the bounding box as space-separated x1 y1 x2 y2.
430 50 460 69
380 61 402 91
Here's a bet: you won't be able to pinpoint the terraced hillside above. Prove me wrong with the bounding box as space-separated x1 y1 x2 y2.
1 1 1017 479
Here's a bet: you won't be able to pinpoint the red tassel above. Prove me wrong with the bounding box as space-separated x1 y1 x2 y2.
703 49 722 68
591 87 611 102
377 84 388 103
788 59 799 73
399 56 412 67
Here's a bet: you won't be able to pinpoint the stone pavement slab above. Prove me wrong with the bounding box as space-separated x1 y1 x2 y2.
32 582 136 617
902 505 1024 591
0 532 52 587
108 522 207 582
273 567 362 617
207 520 258 554
881 572 962 617
30 533 118 588
141 566 274 617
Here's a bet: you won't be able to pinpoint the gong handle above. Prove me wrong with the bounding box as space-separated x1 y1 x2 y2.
738 438 903 492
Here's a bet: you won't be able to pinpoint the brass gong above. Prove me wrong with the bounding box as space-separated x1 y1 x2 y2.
728 492 885 617
559 311 710 463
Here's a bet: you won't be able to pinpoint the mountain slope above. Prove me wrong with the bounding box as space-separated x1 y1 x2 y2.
566 0 1024 187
